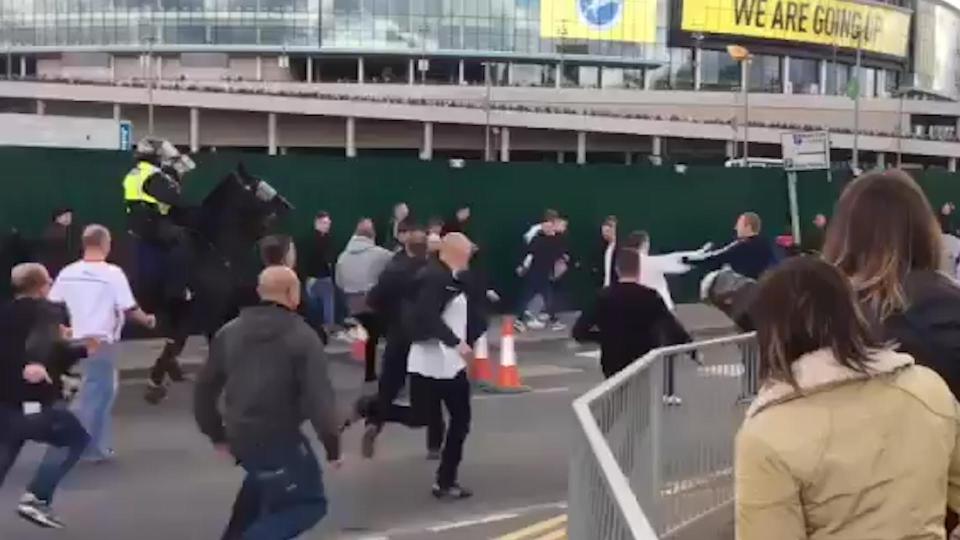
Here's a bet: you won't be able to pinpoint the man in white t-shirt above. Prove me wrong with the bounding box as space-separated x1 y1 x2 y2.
405 233 476 500
626 231 711 311
49 225 155 461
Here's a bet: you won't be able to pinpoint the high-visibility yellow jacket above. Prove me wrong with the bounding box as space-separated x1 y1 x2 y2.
123 161 170 215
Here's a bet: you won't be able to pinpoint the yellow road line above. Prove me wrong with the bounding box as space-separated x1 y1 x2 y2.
532 528 567 540
495 514 568 540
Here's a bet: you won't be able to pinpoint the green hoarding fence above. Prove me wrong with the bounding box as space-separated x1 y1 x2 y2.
1 147 957 308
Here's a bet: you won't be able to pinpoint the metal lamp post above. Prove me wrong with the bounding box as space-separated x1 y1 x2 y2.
727 44 752 164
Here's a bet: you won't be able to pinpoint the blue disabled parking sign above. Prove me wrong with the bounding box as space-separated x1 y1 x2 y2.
119 121 132 151
578 0 623 29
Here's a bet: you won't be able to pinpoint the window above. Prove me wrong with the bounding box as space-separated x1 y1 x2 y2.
748 54 781 93
788 57 820 94
700 49 740 91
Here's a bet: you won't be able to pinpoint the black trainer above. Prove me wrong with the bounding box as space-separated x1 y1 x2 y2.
17 493 64 529
432 484 473 500
144 382 167 405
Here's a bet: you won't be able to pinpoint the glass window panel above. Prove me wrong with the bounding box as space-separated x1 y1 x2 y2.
700 49 740 91
748 54 781 93
788 56 820 94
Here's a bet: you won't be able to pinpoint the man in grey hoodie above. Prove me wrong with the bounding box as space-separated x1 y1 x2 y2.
336 218 393 382
194 266 341 540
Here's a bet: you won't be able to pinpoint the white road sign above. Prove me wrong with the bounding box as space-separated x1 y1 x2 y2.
781 131 831 171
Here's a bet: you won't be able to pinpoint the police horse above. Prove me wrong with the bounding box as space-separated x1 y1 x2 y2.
131 164 293 403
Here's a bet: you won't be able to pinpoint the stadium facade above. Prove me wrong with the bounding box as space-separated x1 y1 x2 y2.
0 0 957 168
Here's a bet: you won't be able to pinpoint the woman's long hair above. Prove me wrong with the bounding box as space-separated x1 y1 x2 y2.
822 170 941 322
751 257 881 387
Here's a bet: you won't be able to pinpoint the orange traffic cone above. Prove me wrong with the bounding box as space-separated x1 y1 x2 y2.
486 316 531 394
350 325 368 364
470 333 494 387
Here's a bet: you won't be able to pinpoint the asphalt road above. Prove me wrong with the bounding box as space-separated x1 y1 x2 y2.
0 305 739 540
0 338 603 539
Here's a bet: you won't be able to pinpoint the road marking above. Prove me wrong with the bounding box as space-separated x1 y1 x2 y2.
359 501 567 538
474 387 571 400
533 528 567 540
428 512 520 532
495 514 567 540
697 363 744 377
519 364 582 377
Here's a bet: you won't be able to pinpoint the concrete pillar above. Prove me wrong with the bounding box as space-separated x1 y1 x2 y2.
408 59 415 85
956 116 960 139
651 136 663 165
782 56 791 94
256 56 263 81
280 147 288 156
624 152 633 165
156 55 163 80
725 140 735 158
306 57 313 83
557 151 565 164
113 103 122 122
35 99 45 115
819 60 827 95
109 54 116 82
507 62 514 86
458 59 465 85
267 112 277 155
189 107 200 153
420 121 433 160
345 117 357 158
950 157 958 173
358 57 365 84
576 131 587 165
500 127 511 162
555 64 562 89
876 152 885 169
693 47 702 91
19 55 26 78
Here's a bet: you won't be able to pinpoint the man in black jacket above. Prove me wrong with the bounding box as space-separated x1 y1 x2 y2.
406 233 480 499
362 225 444 458
688 212 780 279
194 266 341 540
573 250 691 383
0 263 93 529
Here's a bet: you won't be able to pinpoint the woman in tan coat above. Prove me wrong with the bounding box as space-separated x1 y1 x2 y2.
736 256 960 540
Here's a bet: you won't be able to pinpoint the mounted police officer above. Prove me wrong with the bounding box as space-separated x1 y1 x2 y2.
124 138 196 404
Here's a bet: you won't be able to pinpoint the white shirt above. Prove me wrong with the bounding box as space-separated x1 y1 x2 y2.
49 260 137 343
639 245 711 310
942 233 960 280
523 224 542 244
408 293 468 379
603 241 616 287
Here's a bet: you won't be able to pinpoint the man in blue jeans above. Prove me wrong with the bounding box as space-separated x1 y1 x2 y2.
48 225 155 462
0 263 95 528
195 266 341 540
303 211 337 332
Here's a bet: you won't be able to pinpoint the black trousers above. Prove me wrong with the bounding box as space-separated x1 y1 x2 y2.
149 298 190 386
372 333 445 451
353 312 383 382
411 371 471 489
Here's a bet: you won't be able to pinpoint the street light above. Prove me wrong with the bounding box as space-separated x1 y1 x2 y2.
484 62 493 162
727 44 752 164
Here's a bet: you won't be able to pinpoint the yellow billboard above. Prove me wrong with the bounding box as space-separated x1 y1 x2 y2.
540 0 658 44
681 0 911 57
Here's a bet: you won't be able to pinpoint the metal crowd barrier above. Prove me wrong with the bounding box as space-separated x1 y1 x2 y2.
569 333 759 539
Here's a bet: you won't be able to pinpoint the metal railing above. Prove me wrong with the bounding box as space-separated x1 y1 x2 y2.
569 333 759 539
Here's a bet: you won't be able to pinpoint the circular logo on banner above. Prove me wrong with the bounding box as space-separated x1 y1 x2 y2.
577 0 623 30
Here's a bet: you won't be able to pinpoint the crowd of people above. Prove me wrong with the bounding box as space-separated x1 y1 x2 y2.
730 170 960 539
10 162 960 539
